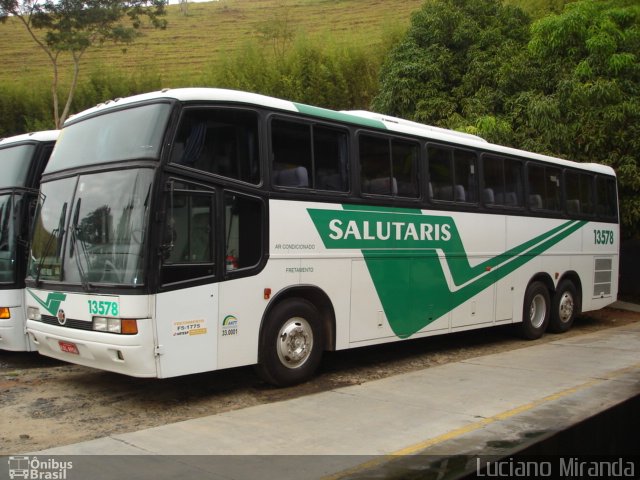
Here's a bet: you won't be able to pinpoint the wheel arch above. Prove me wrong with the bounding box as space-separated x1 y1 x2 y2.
528 272 554 294
260 285 336 352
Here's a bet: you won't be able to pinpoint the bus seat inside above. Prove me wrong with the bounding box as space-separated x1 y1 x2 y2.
529 194 543 209
567 199 581 214
274 165 309 187
483 188 495 204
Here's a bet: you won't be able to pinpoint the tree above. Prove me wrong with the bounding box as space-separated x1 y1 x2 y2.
372 0 640 238
0 0 167 128
255 0 295 63
514 0 640 237
371 0 531 128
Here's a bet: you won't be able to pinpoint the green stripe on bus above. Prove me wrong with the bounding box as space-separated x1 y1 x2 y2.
293 103 387 129
308 206 587 338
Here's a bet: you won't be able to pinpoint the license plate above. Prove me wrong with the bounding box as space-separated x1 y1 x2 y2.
59 341 79 355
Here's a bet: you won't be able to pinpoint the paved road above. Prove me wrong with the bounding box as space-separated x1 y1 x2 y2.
9 313 638 480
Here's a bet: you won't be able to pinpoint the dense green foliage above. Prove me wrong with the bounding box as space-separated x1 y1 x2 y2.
205 31 401 112
373 0 640 238
372 0 531 128
521 0 640 237
0 68 163 134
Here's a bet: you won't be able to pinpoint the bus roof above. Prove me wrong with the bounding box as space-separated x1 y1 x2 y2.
65 88 615 177
0 130 59 146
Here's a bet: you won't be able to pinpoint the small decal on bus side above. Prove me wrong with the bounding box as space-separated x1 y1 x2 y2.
222 315 238 337
172 319 207 337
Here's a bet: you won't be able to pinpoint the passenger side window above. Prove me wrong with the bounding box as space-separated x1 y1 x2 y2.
482 155 523 207
314 126 350 192
565 171 595 216
360 134 419 197
224 192 264 273
271 119 349 192
360 135 392 194
171 108 260 185
528 164 561 211
596 176 617 219
428 145 476 203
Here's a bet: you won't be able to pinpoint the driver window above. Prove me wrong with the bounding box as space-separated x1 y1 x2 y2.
161 182 215 285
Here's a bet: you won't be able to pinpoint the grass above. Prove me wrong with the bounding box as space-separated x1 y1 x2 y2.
0 0 424 89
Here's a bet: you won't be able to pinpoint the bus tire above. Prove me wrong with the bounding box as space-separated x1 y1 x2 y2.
519 281 550 340
548 280 578 333
256 298 324 387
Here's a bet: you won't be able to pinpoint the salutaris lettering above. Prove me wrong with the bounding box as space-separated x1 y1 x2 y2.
328 219 452 242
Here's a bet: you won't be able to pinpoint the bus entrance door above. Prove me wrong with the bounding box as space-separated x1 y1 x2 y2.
154 284 219 378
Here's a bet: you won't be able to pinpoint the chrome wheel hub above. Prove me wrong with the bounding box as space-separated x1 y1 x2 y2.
558 292 574 323
529 293 546 329
277 317 313 369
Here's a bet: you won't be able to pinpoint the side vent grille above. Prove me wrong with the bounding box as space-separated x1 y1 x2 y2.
593 258 613 298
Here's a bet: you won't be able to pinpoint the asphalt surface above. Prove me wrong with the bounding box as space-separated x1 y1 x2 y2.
8 302 638 480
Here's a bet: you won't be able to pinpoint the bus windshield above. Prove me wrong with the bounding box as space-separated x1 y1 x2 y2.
0 144 36 188
45 103 171 174
30 168 154 287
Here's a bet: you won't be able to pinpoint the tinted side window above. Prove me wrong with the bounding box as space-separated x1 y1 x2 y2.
360 135 419 198
528 164 561 211
171 108 260 184
482 155 523 207
161 183 215 285
272 120 311 188
224 192 263 273
272 119 349 191
504 160 524 207
428 145 476 203
596 176 617 218
360 135 392 194
565 171 595 216
314 126 349 192
428 146 453 200
454 149 477 203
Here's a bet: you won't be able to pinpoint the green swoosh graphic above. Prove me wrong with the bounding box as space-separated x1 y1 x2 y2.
308 205 586 338
27 289 67 316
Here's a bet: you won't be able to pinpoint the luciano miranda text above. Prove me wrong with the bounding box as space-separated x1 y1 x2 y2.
477 457 635 477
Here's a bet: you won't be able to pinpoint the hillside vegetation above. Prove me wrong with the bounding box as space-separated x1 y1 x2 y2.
0 0 423 88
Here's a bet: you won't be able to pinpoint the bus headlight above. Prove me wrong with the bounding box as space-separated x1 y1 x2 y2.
92 317 138 335
27 307 41 320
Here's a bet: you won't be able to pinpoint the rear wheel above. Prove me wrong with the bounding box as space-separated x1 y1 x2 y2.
549 280 578 333
519 281 550 340
256 298 324 387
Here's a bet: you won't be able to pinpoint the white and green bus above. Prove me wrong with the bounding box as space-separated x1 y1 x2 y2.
25 89 618 385
0 130 58 351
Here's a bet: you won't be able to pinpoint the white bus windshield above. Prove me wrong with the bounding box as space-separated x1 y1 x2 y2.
30 168 154 287
46 103 171 174
0 144 36 188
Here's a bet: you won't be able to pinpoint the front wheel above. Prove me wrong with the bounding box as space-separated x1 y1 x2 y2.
518 281 550 340
549 280 578 333
256 299 324 387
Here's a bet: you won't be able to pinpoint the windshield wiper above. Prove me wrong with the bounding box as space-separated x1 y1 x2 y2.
69 198 92 292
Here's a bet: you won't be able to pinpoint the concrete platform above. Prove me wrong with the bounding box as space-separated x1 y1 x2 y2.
25 319 640 479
